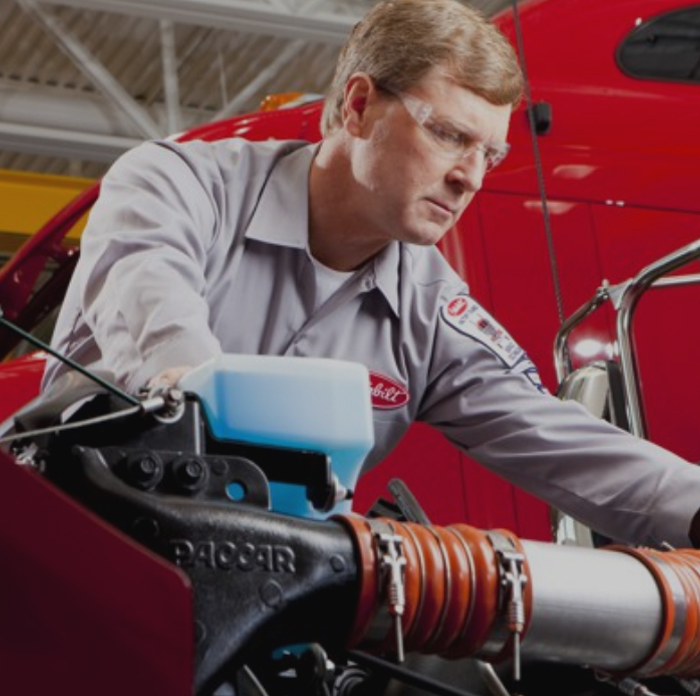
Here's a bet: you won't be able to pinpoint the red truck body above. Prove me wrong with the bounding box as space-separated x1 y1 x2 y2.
2 0 700 541
3 0 700 693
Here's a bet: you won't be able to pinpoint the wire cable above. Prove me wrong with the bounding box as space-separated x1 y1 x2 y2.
0 402 145 446
0 308 140 406
510 0 565 326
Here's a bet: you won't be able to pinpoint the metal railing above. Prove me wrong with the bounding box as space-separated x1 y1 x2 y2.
554 238 700 439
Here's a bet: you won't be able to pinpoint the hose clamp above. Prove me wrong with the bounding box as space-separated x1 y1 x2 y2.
487 531 528 681
366 519 407 662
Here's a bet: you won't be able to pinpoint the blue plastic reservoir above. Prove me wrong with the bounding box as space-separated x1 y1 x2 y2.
178 355 374 518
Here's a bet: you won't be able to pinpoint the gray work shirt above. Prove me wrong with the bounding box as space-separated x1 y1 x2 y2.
45 137 700 547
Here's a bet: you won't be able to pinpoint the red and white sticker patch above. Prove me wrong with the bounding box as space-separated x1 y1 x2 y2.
446 296 469 318
442 294 524 367
369 371 410 410
440 293 547 393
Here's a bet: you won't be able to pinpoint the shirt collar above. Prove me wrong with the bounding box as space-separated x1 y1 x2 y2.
245 140 401 317
366 242 400 317
245 142 316 249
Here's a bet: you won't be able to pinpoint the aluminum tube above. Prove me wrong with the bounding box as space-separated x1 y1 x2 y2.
520 541 663 671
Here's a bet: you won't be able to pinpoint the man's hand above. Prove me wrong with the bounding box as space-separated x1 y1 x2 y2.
146 365 194 389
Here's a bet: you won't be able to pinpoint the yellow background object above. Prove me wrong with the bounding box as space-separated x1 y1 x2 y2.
0 169 94 256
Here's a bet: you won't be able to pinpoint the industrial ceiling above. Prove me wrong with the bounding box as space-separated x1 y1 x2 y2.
0 0 514 179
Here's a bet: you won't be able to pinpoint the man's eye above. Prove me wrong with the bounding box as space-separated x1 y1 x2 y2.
427 123 465 148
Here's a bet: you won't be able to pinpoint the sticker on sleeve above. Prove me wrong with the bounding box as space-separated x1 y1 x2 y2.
441 294 524 367
511 354 547 393
440 293 548 393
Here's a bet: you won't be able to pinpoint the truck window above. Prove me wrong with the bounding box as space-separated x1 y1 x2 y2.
617 6 700 83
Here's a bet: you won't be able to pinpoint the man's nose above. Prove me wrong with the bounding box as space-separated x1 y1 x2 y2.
447 152 485 192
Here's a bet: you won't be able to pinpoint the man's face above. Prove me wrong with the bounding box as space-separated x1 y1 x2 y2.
347 68 512 249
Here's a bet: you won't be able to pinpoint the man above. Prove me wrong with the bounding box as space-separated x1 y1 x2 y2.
43 0 700 548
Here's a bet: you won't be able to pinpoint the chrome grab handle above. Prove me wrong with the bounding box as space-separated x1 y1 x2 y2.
553 238 700 439
617 239 700 438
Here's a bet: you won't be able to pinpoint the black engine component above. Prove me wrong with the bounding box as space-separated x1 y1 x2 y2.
13 391 360 695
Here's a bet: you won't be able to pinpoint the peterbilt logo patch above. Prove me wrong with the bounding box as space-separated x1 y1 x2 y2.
369 372 410 410
446 296 469 317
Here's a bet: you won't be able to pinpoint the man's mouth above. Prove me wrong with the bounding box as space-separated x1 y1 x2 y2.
426 198 457 217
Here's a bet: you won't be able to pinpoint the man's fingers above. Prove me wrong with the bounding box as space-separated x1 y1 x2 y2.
146 365 194 389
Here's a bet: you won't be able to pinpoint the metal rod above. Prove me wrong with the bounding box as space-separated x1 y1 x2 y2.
0 310 140 406
474 662 512 696
553 243 700 438
553 286 610 383
616 238 700 438
212 40 304 121
646 273 700 289
160 20 182 135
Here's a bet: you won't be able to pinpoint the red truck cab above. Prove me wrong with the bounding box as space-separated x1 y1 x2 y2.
2 0 700 541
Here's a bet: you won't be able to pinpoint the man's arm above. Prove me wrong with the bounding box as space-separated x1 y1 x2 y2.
419 293 700 548
69 141 224 391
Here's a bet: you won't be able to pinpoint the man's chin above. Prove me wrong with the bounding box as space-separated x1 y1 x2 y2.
407 223 451 247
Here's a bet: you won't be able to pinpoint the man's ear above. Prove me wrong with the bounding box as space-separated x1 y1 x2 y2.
342 73 374 136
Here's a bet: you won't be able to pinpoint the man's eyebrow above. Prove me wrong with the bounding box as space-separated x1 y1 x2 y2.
438 115 505 146
437 113 478 136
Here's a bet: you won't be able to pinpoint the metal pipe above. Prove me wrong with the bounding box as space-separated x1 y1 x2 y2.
519 541 663 670
160 20 182 136
343 516 700 679
650 274 700 289
36 0 360 44
553 286 609 383
616 238 700 438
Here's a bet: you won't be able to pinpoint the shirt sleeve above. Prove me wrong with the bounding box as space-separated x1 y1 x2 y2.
76 140 224 391
419 291 700 548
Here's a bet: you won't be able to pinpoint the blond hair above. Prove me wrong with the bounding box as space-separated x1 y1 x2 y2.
321 0 523 135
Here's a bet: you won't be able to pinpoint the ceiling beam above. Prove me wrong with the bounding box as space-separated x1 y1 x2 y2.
0 121 143 162
160 19 182 135
18 0 164 140
0 81 206 161
0 82 144 136
213 40 305 121
36 0 361 44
